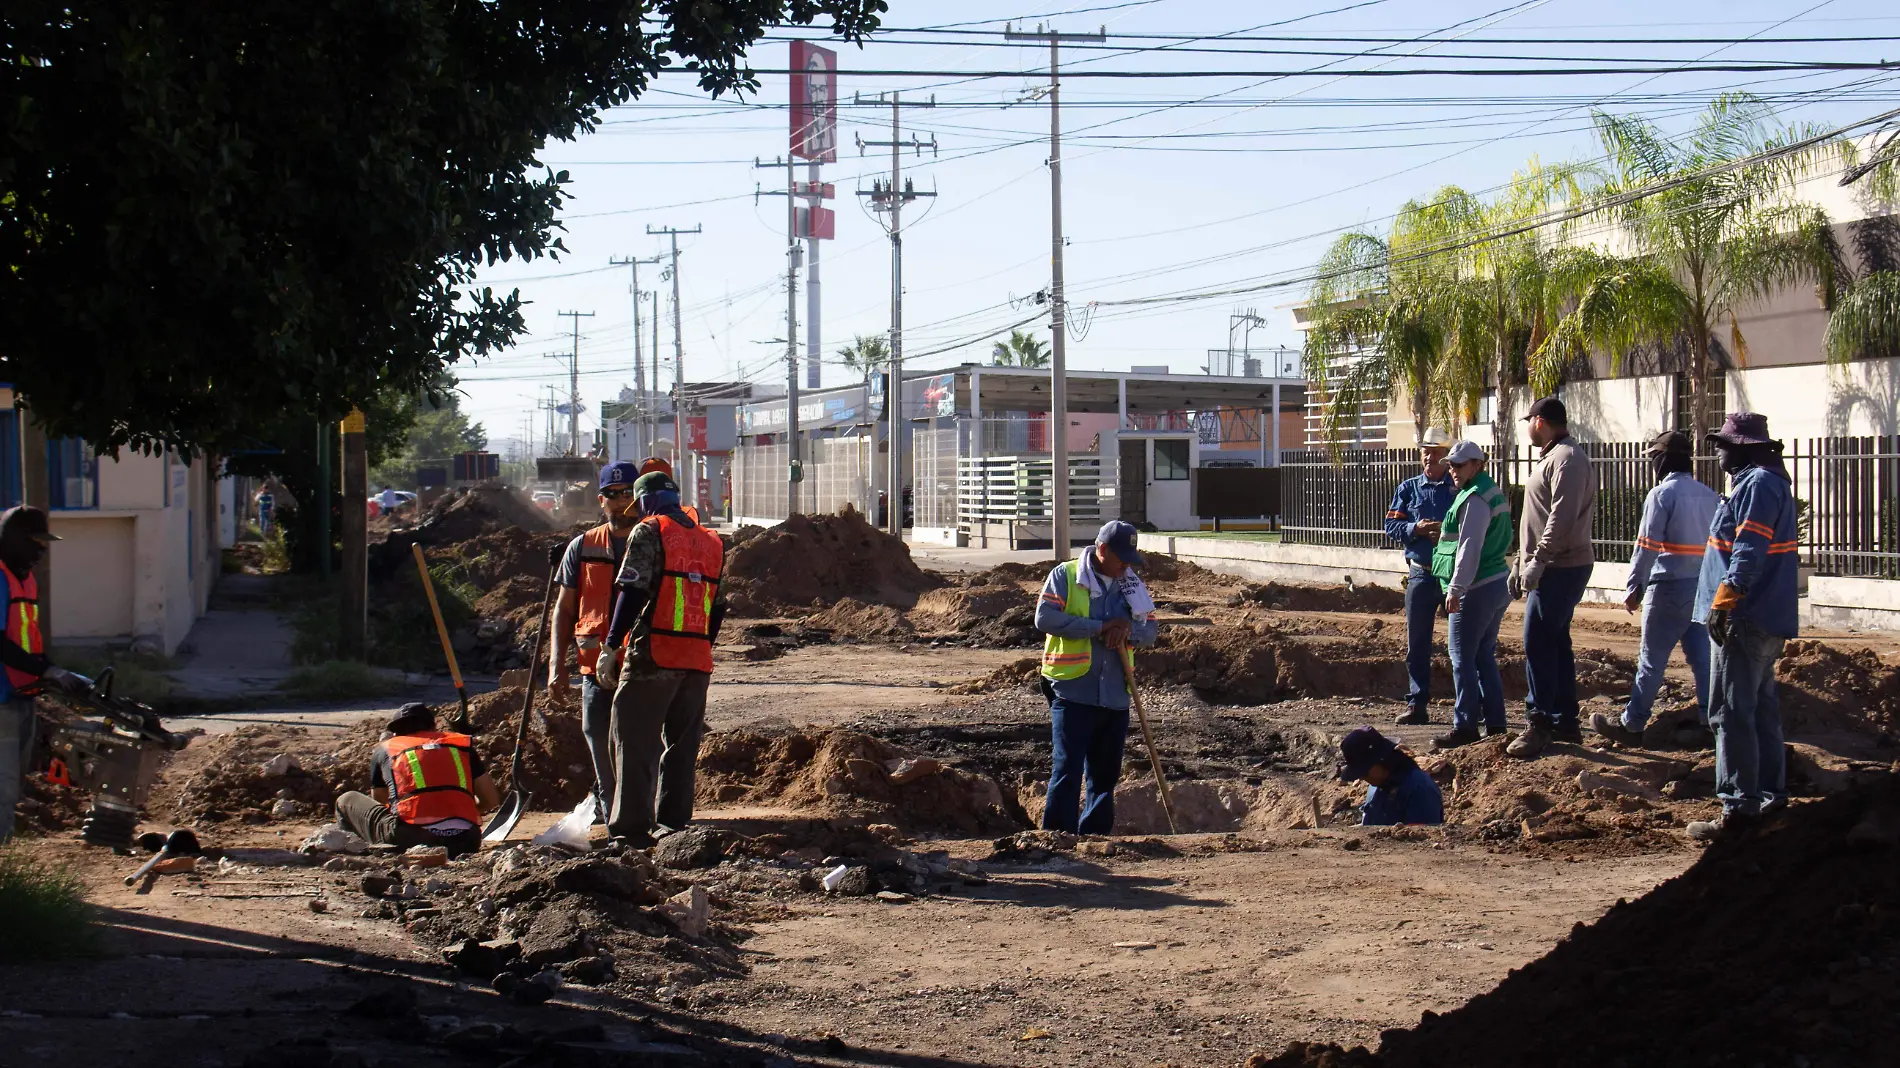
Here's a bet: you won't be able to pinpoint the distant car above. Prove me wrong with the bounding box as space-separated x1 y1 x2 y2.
532 490 557 511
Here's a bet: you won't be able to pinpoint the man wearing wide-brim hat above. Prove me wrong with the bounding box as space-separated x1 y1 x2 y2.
1686 413 1799 842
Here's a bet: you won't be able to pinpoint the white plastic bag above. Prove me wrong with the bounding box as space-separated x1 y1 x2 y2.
532 795 597 850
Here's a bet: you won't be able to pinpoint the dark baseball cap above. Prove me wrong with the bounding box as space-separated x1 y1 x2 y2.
598 461 639 491
1336 726 1399 782
1645 430 1693 456
386 702 436 733
0 506 60 543
633 471 679 498
1523 396 1567 424
1094 520 1144 567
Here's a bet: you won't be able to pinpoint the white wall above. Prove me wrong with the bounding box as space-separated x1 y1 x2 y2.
1727 357 1900 439
1493 377 1675 444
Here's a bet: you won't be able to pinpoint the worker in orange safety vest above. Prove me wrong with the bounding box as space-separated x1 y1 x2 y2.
0 506 89 844
334 703 500 857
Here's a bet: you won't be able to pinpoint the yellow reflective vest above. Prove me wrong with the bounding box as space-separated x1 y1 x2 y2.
1040 559 1093 681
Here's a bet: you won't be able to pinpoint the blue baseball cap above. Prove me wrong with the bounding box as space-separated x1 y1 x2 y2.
598 461 639 492
1095 520 1144 567
1336 726 1399 782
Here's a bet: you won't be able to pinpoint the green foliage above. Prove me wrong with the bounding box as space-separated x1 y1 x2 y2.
278 660 403 703
1 1 886 456
0 848 95 960
285 562 478 672
54 648 178 704
990 329 1051 368
371 381 488 487
836 334 889 381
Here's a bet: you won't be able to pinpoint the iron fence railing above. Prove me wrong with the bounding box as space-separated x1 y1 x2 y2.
1281 436 1900 578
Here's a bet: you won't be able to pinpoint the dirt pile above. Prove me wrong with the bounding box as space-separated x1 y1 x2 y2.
366 521 571 674
910 581 1040 646
722 508 944 616
13 770 92 835
455 688 595 809
1776 639 1900 739
1255 780 1900 1067
695 729 1020 836
801 598 916 641
406 485 557 547
171 726 360 825
1234 580 1406 614
1421 736 1692 855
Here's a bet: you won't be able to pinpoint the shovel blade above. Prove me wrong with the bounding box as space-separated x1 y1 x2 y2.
482 791 526 844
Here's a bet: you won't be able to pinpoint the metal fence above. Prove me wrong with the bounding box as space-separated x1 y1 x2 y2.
914 427 959 529
1281 436 1900 578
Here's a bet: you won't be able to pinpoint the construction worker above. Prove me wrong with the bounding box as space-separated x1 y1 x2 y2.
334 702 499 857
0 506 89 843
1034 520 1159 835
549 460 642 820
1336 726 1443 826
1509 396 1599 759
1386 428 1455 726
1688 413 1800 842
597 471 727 846
1431 442 1514 750
1593 431 1720 747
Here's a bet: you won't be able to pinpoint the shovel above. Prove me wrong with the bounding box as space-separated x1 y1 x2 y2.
1121 647 1180 835
413 542 472 733
483 543 564 844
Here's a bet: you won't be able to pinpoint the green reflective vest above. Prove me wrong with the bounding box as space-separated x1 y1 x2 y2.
1040 559 1093 681
1431 471 1512 588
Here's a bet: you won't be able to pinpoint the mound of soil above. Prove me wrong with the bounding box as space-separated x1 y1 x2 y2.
1776 639 1900 738
1421 736 1691 856
723 508 944 616
409 485 556 546
1255 780 1900 1067
12 770 93 835
455 687 595 809
911 583 1040 646
171 726 360 825
695 729 1019 836
802 598 916 641
1235 580 1406 614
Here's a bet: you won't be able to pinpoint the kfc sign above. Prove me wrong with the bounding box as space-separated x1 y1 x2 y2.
790 42 837 162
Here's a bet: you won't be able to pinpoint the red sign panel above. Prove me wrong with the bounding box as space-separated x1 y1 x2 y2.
795 206 835 240
790 41 838 162
686 415 708 452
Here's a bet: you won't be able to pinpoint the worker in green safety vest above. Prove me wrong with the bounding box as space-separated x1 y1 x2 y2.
1430 440 1515 752
1034 521 1159 834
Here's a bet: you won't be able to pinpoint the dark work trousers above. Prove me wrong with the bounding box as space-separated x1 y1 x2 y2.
1523 562 1594 730
579 673 615 819
334 791 480 857
607 668 711 841
1041 698 1130 835
1403 565 1444 715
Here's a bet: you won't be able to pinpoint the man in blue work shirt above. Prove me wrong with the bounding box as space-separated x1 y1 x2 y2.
1687 413 1800 842
1034 520 1160 835
1593 431 1721 747
1336 726 1443 827
1386 428 1456 726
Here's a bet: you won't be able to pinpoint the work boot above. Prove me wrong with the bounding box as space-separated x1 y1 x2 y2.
1553 721 1584 745
1394 707 1431 726
1432 726 1481 751
1687 810 1757 842
1507 714 1552 759
1590 712 1645 747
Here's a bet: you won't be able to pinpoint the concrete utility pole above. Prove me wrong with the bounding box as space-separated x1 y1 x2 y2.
555 311 593 456
854 93 937 537
611 254 665 457
755 159 806 518
338 408 367 659
650 291 662 460
1006 22 1104 560
647 225 700 499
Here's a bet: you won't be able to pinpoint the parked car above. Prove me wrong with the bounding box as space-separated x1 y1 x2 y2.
531 490 557 511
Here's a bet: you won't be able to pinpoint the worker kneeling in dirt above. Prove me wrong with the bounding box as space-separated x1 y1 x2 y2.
335 703 500 857
1035 520 1159 835
597 471 728 847
1336 726 1442 827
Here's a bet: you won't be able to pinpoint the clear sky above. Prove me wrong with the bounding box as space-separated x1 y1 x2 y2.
456 0 1900 454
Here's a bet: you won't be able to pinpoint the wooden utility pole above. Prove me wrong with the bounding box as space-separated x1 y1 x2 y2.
338 408 367 659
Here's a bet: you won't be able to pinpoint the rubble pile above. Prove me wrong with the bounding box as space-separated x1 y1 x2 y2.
1233 580 1407 614
171 726 358 825
1254 780 1900 1067
695 728 1020 836
445 687 595 809
1775 639 1900 739
722 508 944 617
12 769 92 835
1420 736 1691 856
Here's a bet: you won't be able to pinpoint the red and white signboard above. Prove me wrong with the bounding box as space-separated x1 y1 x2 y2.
795 206 836 240
790 41 837 162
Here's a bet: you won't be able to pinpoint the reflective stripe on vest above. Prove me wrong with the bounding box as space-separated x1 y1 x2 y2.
1040 559 1094 681
4 564 43 694
383 732 482 827
645 515 724 673
573 524 620 674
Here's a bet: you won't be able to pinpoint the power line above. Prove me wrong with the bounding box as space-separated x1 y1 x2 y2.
728 60 1900 79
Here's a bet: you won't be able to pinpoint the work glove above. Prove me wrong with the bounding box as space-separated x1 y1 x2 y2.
1521 559 1546 593
1706 608 1729 648
595 647 621 691
42 666 91 694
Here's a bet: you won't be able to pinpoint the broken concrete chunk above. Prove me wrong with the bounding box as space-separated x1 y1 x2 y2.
887 757 944 785
301 824 371 856
260 754 300 777
658 885 711 937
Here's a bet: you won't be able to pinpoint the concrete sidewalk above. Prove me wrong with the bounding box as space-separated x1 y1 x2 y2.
164 573 298 701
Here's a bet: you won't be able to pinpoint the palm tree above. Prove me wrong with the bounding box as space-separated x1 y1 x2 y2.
990 329 1050 368
1532 93 1844 441
1825 147 1900 364
836 334 889 383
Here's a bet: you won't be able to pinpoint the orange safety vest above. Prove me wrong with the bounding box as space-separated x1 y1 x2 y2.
573 524 620 675
644 514 724 673
383 731 483 827
4 564 43 695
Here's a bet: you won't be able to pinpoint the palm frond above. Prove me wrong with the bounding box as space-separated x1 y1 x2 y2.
1824 271 1900 364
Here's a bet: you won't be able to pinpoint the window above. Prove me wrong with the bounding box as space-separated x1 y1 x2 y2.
0 410 20 508
48 437 98 510
1154 438 1190 481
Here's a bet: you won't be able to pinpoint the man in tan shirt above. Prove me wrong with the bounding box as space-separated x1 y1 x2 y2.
1508 396 1598 759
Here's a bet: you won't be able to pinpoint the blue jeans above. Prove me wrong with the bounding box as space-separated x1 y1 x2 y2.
580 673 616 816
1710 616 1787 817
1448 579 1510 734
0 698 38 843
1524 562 1594 729
1404 565 1444 714
1625 579 1711 729
1042 698 1128 835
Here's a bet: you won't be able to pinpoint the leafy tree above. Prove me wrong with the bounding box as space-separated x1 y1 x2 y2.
1824 150 1900 364
1532 94 1843 440
836 334 889 383
1 1 884 456
990 329 1051 368
370 381 487 488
